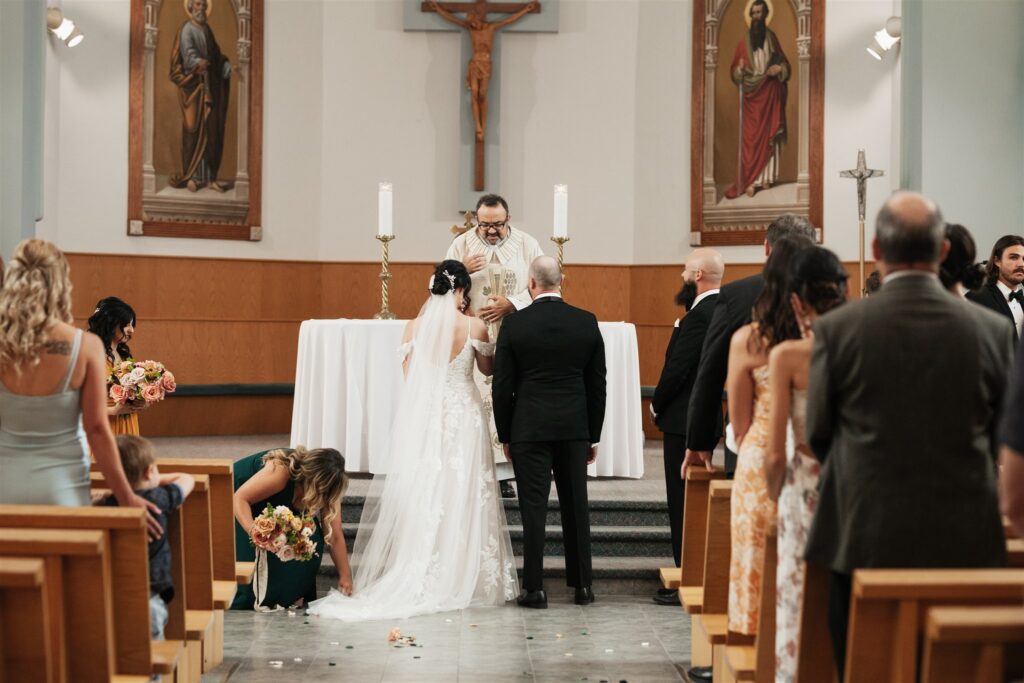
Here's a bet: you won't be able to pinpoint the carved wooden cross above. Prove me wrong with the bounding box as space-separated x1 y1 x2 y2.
421 0 541 191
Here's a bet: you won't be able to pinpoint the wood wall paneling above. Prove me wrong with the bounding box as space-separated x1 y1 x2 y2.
66 254 870 438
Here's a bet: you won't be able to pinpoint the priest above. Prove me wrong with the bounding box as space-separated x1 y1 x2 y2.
446 193 544 497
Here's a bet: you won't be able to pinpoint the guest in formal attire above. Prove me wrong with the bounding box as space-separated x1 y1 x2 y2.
966 234 1024 342
764 246 848 682
232 447 350 610
938 223 984 297
446 194 545 498
1000 339 1024 539
101 435 194 640
683 214 816 478
650 248 724 606
804 192 1011 679
88 297 149 435
724 236 808 640
0 240 161 536
493 256 607 609
864 270 881 296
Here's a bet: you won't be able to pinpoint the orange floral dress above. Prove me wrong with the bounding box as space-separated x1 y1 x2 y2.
727 364 777 635
106 361 140 436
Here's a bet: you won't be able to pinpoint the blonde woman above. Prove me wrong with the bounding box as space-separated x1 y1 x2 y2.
0 240 161 536
232 447 351 609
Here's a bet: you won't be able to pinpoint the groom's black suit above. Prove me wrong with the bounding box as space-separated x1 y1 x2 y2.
493 294 607 592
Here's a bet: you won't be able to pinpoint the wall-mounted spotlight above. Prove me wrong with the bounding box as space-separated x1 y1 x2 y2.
46 7 85 47
867 17 901 60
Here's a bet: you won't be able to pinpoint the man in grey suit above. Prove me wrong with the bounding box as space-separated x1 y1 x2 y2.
804 192 1011 679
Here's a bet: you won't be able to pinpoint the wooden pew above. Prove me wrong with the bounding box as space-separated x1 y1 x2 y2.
90 471 219 674
659 467 726 591
921 606 1024 683
724 522 778 683
0 529 117 683
0 557 54 683
845 568 1024 683
681 480 732 671
794 562 838 683
1008 538 1024 566
0 505 181 682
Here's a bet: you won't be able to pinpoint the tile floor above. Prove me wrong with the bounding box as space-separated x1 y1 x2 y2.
204 596 692 682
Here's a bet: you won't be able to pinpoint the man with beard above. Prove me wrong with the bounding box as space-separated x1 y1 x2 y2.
170 0 231 193
725 0 790 199
446 193 544 498
967 235 1024 344
649 248 723 606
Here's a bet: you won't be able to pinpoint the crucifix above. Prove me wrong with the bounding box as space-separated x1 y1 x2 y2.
840 149 885 297
405 0 558 209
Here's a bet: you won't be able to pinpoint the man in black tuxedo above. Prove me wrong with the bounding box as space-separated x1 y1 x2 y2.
966 234 1024 343
649 248 723 606
805 192 1011 678
493 255 607 609
682 214 816 476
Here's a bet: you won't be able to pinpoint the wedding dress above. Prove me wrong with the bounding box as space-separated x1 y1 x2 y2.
308 289 518 621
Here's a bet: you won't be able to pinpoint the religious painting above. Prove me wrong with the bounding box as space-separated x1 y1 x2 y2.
690 0 823 246
128 0 264 241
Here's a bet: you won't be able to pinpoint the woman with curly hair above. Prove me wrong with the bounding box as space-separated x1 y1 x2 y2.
88 297 149 435
232 446 351 610
0 241 161 534
724 235 811 638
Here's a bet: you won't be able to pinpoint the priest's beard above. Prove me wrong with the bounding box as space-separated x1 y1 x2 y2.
750 19 766 51
675 280 698 311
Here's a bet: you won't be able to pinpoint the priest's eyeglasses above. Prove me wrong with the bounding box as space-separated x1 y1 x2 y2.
477 220 508 231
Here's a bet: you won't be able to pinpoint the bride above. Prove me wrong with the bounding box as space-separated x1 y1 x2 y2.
308 260 518 621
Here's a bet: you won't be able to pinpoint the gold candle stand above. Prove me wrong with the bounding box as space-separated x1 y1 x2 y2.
550 236 569 294
373 235 397 320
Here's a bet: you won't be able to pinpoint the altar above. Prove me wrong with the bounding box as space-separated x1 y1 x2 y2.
290 318 644 478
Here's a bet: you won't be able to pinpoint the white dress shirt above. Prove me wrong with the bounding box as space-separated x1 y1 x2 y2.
996 280 1024 338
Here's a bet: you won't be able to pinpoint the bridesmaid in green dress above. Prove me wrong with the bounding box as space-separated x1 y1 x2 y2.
231 447 352 610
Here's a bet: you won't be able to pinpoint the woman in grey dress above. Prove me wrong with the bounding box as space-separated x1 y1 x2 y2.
0 240 160 536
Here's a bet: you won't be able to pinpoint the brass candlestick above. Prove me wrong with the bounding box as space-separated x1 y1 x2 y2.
374 235 397 320
550 236 569 294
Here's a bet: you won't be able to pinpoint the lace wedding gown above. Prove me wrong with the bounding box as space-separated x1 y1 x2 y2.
308 330 518 622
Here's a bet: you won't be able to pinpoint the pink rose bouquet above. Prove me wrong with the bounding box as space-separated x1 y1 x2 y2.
107 359 176 407
249 503 318 562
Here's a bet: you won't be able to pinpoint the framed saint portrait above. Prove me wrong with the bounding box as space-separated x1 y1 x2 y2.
128 0 264 241
690 0 824 246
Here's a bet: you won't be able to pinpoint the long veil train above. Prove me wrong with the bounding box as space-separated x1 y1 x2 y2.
307 289 517 621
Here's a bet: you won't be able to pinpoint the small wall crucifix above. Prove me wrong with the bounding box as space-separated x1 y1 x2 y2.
405 0 557 208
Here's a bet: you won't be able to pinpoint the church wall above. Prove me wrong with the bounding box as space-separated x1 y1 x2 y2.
917 0 1024 253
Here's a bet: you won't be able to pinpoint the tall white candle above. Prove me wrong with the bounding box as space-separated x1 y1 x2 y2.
553 184 568 238
378 182 393 236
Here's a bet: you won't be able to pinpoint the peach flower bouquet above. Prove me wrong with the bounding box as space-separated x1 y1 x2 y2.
107 359 176 407
250 504 318 562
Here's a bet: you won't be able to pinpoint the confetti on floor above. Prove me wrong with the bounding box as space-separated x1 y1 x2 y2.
641 642 650 647
268 661 283 668
293 657 302 663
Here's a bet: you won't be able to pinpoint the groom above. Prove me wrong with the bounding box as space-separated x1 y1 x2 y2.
493 255 607 608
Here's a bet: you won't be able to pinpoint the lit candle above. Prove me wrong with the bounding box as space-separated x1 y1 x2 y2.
378 182 393 236
553 184 568 238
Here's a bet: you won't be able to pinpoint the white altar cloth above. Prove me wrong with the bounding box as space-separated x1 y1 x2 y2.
290 319 644 478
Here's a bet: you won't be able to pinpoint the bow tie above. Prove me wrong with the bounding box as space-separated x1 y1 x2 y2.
1009 290 1024 305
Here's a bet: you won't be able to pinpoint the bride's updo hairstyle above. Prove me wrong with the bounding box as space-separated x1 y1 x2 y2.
430 259 471 310
790 246 848 315
263 446 347 545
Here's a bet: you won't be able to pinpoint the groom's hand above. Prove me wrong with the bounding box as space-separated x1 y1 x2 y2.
682 449 714 478
587 445 598 464
502 444 512 462
481 296 514 323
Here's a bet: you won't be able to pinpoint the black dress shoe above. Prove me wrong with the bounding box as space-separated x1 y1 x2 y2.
500 481 516 498
574 586 594 605
686 665 713 681
516 590 547 609
652 588 680 606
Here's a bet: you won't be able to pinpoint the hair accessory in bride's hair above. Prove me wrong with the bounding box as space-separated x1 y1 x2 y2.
427 275 435 291
442 270 456 289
